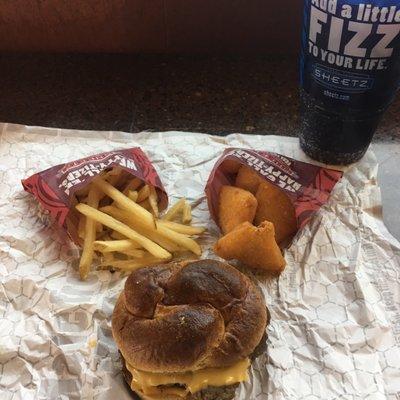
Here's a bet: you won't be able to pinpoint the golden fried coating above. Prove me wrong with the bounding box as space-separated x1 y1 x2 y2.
220 159 241 175
214 221 286 273
254 182 297 244
218 186 258 234
235 166 264 194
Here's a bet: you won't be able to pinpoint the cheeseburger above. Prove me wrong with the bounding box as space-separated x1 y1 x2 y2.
112 259 268 400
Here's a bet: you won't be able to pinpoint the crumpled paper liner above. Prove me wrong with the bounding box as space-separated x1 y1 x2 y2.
0 123 399 400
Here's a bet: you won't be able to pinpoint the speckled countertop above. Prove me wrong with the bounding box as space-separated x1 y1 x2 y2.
0 54 399 240
0 54 399 141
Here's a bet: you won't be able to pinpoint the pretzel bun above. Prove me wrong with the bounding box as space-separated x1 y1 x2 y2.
112 259 267 373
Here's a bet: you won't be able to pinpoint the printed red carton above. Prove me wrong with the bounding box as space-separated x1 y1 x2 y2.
22 148 167 242
205 148 342 236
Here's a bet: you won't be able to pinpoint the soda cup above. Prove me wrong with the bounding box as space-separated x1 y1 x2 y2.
299 0 400 165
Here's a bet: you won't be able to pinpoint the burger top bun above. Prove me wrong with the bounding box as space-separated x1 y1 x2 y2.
112 259 267 373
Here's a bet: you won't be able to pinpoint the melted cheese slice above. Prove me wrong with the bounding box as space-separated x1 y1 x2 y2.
125 358 250 397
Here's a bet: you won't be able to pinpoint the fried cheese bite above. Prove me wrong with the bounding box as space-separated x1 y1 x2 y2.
235 166 264 194
214 221 286 273
218 185 258 234
254 181 297 244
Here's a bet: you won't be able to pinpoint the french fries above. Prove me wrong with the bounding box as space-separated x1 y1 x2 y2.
137 185 150 202
162 198 186 221
125 249 147 258
92 178 154 228
94 239 142 253
76 203 171 260
110 231 127 240
148 186 159 217
79 188 100 280
122 177 142 195
99 254 164 272
99 206 182 253
158 220 205 235
128 190 138 202
138 199 152 211
99 205 201 255
74 167 205 280
182 201 192 223
78 214 86 240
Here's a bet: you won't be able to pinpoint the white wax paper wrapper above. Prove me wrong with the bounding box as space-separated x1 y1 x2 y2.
0 123 400 400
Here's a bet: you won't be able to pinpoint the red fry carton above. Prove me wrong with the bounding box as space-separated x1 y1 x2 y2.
205 148 343 236
22 148 168 242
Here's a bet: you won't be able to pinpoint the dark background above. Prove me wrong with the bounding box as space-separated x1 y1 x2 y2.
0 1 398 138
0 54 399 139
0 1 301 53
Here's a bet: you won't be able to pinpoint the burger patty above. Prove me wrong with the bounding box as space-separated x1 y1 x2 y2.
190 385 238 400
120 333 266 400
121 353 238 400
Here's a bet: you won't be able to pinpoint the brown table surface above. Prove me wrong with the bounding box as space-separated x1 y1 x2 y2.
0 53 399 240
0 54 399 141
